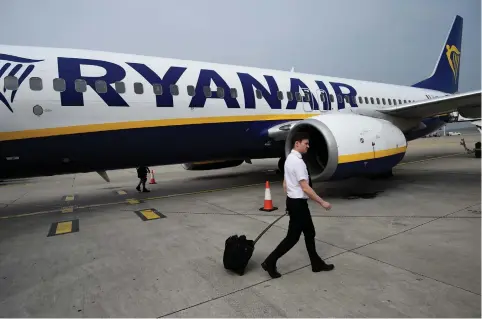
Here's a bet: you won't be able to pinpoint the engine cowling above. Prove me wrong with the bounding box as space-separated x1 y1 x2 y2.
181 159 244 170
284 113 407 181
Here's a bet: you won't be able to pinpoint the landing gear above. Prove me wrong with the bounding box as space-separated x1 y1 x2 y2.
277 156 285 174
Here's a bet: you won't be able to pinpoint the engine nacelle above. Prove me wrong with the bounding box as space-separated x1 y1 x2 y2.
181 159 244 171
284 113 407 181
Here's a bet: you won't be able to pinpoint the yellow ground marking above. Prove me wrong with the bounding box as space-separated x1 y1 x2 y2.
61 206 74 213
126 198 140 205
56 221 72 234
140 209 160 220
117 190 127 195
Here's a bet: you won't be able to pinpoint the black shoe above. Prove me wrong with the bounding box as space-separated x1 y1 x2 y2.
142 189 150 192
261 261 281 279
312 260 334 272
136 186 141 192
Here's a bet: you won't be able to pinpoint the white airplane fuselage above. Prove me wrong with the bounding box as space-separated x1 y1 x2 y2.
0 36 465 181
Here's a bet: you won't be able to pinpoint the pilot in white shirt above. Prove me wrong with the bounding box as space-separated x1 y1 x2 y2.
261 131 334 279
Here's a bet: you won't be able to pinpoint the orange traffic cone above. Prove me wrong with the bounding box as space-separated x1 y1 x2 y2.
259 181 278 212
149 170 157 184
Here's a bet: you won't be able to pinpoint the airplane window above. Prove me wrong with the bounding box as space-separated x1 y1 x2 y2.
217 87 224 98
387 99 392 105
29 77 43 91
153 84 163 95
364 97 369 104
95 80 108 94
187 85 195 96
404 99 407 103
337 95 342 103
358 96 363 104
376 97 380 104
4 76 18 90
115 81 126 94
398 99 402 104
344 95 350 103
134 82 143 94
277 91 284 100
170 84 179 96
295 92 302 102
393 99 397 105
75 79 87 93
382 98 386 105
320 94 326 103
53 78 66 92
256 89 262 99
304 92 311 102
287 92 293 101
370 97 374 104
203 86 211 97
352 95 357 104
230 88 237 98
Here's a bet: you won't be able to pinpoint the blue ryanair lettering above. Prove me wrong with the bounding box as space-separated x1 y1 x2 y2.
188 69 240 108
236 73 281 109
58 57 129 107
329 82 358 109
315 80 332 110
126 63 186 107
286 78 319 110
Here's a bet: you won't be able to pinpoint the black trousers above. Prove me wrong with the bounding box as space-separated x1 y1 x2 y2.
137 177 147 189
264 197 321 265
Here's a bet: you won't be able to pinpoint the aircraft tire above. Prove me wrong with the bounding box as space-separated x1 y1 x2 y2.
476 142 481 158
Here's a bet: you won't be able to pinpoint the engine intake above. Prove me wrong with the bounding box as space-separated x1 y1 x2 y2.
284 113 407 181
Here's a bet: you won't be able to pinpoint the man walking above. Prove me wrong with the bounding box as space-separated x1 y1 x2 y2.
136 166 151 192
261 132 334 279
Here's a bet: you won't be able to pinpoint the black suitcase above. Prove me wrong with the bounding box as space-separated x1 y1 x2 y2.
223 212 287 276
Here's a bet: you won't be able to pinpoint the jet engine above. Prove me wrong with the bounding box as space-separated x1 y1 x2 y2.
283 113 408 181
181 159 244 170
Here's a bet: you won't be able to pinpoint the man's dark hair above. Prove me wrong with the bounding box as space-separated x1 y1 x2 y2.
291 131 310 147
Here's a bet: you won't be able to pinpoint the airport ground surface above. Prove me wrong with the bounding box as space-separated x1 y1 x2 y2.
0 132 480 317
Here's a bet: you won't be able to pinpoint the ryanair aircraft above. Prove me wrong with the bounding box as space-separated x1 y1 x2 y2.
0 15 480 182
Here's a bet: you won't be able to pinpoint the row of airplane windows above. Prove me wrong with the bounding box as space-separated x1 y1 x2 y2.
4 75 415 106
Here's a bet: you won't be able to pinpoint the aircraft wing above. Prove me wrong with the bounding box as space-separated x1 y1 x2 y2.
378 90 481 119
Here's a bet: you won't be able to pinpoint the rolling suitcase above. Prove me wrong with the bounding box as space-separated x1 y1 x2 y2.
223 212 288 275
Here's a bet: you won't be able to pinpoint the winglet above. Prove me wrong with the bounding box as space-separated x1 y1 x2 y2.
411 15 463 94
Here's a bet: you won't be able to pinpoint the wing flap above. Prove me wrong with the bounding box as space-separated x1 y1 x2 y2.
378 90 481 119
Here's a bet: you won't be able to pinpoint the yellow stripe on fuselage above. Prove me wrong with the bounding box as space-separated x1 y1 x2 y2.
338 146 407 164
0 114 313 141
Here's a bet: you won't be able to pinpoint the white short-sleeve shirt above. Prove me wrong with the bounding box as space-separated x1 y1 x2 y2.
284 149 309 199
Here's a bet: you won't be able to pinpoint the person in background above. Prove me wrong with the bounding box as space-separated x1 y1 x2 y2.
261 132 334 279
136 166 151 192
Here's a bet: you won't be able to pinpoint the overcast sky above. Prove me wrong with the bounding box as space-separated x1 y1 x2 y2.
2 0 480 92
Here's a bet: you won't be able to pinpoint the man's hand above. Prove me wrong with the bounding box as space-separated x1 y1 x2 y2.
320 200 332 210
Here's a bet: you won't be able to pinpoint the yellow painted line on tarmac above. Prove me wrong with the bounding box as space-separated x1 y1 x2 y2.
126 198 140 205
397 153 464 166
0 181 275 221
64 195 76 201
117 190 127 195
143 182 270 201
134 208 166 221
61 206 74 213
47 219 79 237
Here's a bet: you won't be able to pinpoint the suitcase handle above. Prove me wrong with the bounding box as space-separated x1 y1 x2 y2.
253 211 288 245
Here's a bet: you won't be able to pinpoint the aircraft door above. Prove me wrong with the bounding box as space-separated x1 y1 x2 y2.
300 88 313 113
316 89 331 112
